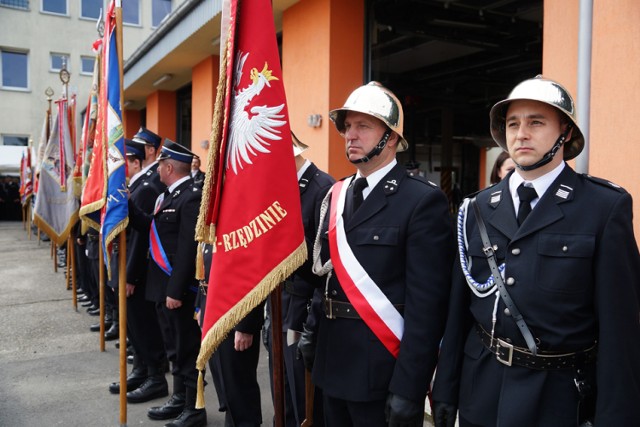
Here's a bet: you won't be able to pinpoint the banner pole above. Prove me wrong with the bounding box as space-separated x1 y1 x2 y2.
118 231 127 425
99 235 106 352
270 285 285 427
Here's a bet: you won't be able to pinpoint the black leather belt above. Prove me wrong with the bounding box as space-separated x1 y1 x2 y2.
323 298 404 320
475 324 597 370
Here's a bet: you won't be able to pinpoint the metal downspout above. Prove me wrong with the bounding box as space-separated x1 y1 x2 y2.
576 0 593 173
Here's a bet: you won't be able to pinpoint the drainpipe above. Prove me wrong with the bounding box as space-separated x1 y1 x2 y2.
576 0 593 173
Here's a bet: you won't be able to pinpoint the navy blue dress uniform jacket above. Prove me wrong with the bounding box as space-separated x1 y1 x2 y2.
432 165 640 426
310 162 454 403
126 165 165 288
128 177 201 303
282 162 335 333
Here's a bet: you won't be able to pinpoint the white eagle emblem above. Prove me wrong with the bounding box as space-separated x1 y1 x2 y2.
226 51 286 175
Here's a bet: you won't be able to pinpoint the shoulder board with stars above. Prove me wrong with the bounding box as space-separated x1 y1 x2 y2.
583 174 625 193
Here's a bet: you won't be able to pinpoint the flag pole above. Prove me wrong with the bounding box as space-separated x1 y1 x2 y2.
270 286 285 427
114 0 128 424
99 236 106 352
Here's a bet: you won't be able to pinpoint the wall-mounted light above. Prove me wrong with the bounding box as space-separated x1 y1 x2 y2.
307 114 322 128
153 74 173 87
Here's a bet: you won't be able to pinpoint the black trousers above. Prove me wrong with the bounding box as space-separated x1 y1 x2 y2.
155 292 201 389
323 394 386 427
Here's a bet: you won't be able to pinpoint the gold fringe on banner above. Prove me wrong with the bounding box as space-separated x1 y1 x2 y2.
195 240 307 409
195 41 229 244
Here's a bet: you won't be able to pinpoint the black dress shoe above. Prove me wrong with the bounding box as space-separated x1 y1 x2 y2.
77 295 89 302
87 308 101 316
109 370 148 394
164 408 207 427
127 376 169 404
90 320 113 332
104 323 119 341
86 305 98 313
80 300 94 307
147 392 186 420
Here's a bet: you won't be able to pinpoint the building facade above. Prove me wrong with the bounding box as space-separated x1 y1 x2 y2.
0 0 181 173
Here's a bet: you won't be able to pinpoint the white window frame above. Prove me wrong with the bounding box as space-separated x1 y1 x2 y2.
41 0 67 16
1 134 30 146
80 55 95 75
50 52 70 73
0 0 30 11
122 0 140 26
79 0 101 20
151 0 171 28
0 48 29 91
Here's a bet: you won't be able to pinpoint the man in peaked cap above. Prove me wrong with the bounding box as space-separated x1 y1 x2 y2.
297 82 454 427
128 139 206 427
432 76 640 427
108 139 169 403
132 127 165 193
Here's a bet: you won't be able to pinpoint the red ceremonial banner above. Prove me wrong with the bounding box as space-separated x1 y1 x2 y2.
195 0 306 406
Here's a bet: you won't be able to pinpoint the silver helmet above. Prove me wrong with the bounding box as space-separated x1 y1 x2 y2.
489 76 585 160
329 81 408 152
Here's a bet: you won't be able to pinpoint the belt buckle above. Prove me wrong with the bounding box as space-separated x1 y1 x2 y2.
325 298 335 319
496 338 514 366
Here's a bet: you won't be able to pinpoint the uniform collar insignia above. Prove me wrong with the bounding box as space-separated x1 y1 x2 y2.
299 178 309 188
383 179 398 194
489 190 502 208
173 189 181 197
555 184 573 201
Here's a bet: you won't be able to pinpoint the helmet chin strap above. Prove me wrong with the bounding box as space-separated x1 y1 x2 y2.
349 129 391 164
516 125 572 172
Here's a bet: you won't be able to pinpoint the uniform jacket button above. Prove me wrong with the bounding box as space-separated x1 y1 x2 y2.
562 245 568 252
511 248 521 255
506 277 515 286
504 308 511 316
331 290 337 296
373 235 379 241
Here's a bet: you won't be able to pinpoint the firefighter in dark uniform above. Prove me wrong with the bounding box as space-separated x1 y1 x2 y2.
132 127 165 192
432 76 640 427
128 139 206 427
108 139 169 402
264 134 334 427
198 241 265 427
298 82 454 427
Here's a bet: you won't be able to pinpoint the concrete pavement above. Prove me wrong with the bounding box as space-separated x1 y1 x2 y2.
0 221 274 427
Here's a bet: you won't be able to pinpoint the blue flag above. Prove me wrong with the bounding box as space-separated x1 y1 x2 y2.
100 0 128 274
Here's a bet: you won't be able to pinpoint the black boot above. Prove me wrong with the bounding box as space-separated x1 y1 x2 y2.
147 392 186 420
164 386 207 427
108 359 147 394
126 373 168 403
104 321 119 341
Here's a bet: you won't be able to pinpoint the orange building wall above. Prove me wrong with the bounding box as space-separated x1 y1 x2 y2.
282 0 364 179
544 0 640 238
191 56 219 168
124 109 142 139
146 91 176 144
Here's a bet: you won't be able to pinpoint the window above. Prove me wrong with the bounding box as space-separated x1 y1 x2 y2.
123 0 139 25
41 0 65 14
80 0 100 19
2 135 29 146
0 0 29 10
1 50 28 89
50 53 69 72
80 56 95 75
152 0 171 27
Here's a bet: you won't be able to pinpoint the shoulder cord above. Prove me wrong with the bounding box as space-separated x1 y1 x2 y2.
470 198 538 356
312 188 333 294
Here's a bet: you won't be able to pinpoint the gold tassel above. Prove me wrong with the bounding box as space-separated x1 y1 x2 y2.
195 370 206 409
195 242 205 281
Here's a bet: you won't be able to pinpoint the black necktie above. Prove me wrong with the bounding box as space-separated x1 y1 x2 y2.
517 183 538 226
351 177 368 215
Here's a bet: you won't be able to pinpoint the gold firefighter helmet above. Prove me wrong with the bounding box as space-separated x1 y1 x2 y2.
489 75 585 160
329 81 408 152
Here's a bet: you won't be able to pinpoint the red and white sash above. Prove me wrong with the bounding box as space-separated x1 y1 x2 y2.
327 179 404 357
